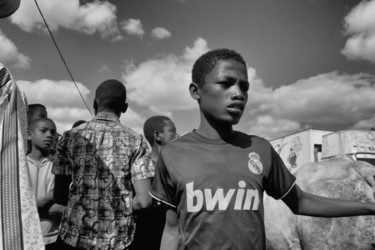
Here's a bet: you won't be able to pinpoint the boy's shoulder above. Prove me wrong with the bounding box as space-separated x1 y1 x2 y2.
27 155 53 167
161 131 271 151
237 131 270 145
67 119 144 139
161 131 195 152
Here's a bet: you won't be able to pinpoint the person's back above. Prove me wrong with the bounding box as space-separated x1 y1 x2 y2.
52 79 154 250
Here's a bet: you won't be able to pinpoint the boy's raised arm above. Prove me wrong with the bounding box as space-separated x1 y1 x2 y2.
132 178 152 211
282 184 375 217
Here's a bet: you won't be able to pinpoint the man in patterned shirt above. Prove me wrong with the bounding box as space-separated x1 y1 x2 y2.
53 79 154 250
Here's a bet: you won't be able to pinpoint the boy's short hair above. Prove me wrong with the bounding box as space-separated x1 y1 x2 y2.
192 49 247 86
143 116 172 146
27 103 46 116
29 117 55 131
95 79 126 111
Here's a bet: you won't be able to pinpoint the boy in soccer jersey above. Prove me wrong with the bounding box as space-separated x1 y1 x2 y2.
150 49 375 250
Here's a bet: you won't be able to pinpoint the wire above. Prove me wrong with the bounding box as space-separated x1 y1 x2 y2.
34 0 93 118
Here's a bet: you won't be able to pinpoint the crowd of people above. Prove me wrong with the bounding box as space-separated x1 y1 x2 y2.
2 49 375 250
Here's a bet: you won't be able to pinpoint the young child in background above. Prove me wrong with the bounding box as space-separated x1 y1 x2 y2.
27 117 64 250
27 104 48 154
131 116 179 250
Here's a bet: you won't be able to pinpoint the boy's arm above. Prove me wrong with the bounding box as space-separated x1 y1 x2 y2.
282 184 375 217
160 209 179 250
36 190 54 209
132 178 153 211
53 174 71 206
36 190 55 217
48 203 65 218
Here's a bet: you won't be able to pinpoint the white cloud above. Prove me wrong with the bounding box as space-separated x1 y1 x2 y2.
10 0 122 40
17 79 92 134
247 115 302 140
353 114 375 130
245 71 375 139
122 37 209 113
18 79 90 108
99 64 110 73
48 107 92 134
120 19 145 38
0 29 31 68
152 27 172 40
342 0 375 63
122 37 375 139
120 108 147 134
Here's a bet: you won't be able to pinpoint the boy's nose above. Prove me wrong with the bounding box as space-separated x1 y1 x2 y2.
231 85 246 101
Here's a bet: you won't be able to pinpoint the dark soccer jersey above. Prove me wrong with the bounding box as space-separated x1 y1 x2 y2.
150 130 296 250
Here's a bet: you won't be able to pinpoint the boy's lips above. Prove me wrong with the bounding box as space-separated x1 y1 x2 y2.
227 102 245 113
43 140 52 145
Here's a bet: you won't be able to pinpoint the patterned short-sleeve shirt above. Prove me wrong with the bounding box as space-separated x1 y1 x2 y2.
52 112 154 250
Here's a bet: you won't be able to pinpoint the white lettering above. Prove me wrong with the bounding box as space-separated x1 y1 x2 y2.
186 182 203 212
205 189 235 211
234 181 246 210
186 181 260 212
243 189 260 210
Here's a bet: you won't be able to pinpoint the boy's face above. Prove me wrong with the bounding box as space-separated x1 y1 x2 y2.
28 107 47 122
159 120 178 145
29 120 56 151
198 59 249 125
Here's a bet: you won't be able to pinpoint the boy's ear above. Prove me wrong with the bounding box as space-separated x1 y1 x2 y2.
189 82 200 100
153 131 161 144
121 102 128 113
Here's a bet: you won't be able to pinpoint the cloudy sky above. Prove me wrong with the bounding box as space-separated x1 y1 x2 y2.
1 0 375 139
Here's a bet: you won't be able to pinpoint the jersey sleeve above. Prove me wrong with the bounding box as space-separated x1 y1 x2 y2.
264 146 296 200
150 152 177 208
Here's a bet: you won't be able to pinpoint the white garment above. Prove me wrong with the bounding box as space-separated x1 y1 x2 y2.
0 62 45 250
27 156 59 245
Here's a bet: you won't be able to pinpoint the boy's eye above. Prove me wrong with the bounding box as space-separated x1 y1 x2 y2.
219 80 232 88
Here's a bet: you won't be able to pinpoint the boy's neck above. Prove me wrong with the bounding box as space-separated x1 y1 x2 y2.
97 108 120 117
150 145 161 163
28 147 49 161
197 116 234 140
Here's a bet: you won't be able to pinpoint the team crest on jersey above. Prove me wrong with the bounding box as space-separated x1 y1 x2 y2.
248 152 263 175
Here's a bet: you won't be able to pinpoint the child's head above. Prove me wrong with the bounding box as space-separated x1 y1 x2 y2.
192 49 247 87
27 104 47 125
94 79 127 115
143 116 178 146
28 118 57 153
190 49 249 126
